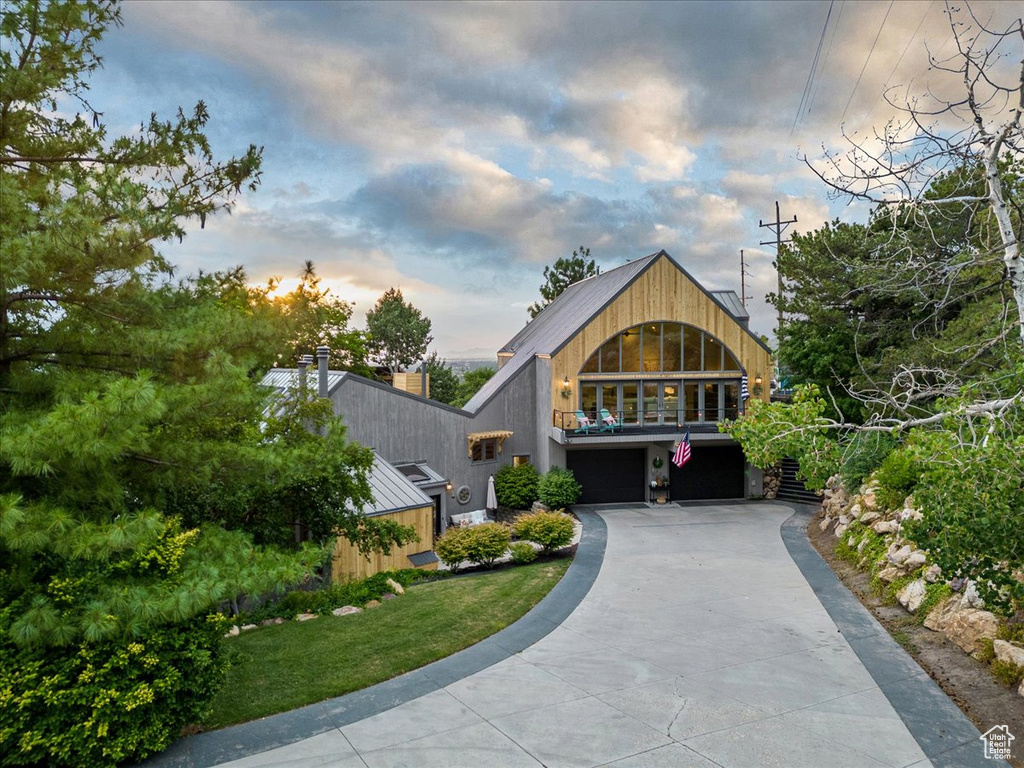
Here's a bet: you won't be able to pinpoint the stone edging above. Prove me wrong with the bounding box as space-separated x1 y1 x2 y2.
778 502 1010 768
138 509 607 768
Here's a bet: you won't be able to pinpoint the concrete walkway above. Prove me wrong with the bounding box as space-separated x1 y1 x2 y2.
155 503 1002 768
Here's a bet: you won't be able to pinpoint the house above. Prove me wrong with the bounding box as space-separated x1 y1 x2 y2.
263 250 772 575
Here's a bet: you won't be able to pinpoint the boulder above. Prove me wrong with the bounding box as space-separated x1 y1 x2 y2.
365 599 381 609
961 581 985 609
924 597 999 655
859 511 882 525
861 490 877 510
889 545 913 565
905 552 927 570
531 501 551 513
897 579 927 613
295 612 318 621
848 504 862 520
381 593 397 601
838 514 851 526
241 624 257 632
856 538 870 554
877 565 901 583
260 618 285 626
873 520 899 535
834 523 848 537
224 625 240 637
332 606 362 617
819 517 832 532
1019 678 1024 699
923 565 942 583
993 640 1024 669
385 578 405 595
900 507 923 521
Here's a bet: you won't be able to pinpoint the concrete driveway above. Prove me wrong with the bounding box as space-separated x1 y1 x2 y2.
152 503 1001 768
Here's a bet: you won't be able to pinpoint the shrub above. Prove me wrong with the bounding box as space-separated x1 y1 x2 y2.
509 541 538 565
435 526 472 571
494 463 540 509
513 510 575 553
0 614 228 768
874 448 922 511
991 659 1024 687
461 523 511 568
538 468 582 508
839 432 897 492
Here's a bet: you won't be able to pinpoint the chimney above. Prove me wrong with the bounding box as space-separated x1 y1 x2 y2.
316 346 330 398
420 359 428 399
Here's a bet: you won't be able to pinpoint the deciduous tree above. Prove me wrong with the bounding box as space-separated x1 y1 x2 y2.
365 287 433 378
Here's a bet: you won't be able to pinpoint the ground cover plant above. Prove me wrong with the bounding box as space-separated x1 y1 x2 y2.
205 558 570 727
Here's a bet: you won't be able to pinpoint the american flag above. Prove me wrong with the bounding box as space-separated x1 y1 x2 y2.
672 429 691 468
740 375 749 401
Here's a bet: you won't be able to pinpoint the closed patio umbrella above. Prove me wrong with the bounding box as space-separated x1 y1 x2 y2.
486 475 498 512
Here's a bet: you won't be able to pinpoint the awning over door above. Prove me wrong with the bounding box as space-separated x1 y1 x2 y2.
466 430 513 458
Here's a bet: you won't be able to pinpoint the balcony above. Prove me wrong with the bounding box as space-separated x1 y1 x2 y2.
551 408 741 444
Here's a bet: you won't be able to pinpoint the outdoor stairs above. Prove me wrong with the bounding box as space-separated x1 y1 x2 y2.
775 457 820 505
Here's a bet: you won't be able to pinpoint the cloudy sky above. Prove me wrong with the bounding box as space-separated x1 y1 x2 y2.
87 0 1021 359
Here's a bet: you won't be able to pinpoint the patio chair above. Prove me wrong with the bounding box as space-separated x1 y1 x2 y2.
574 411 595 434
599 408 621 432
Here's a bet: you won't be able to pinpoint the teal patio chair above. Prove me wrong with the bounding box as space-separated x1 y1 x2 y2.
574 411 595 434
599 408 621 432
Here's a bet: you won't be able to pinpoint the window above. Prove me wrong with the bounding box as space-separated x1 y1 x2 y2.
581 323 741 374
471 438 498 463
513 454 531 466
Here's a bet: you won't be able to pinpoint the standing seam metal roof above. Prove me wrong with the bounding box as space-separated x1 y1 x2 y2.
463 253 660 412
364 451 434 517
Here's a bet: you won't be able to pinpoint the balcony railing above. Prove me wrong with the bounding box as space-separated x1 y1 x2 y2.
553 407 741 433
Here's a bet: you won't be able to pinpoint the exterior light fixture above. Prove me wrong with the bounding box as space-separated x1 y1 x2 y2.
560 376 572 399
752 373 764 397
445 481 454 497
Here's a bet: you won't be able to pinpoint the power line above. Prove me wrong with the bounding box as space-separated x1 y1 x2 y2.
840 0 895 125
807 0 846 119
790 0 836 137
855 0 935 133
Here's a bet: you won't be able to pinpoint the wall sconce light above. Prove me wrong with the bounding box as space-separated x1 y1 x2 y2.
445 481 454 497
754 373 762 386
752 373 764 396
560 376 572 399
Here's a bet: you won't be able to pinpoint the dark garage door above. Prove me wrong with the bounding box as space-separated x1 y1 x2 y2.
669 444 745 500
567 448 646 504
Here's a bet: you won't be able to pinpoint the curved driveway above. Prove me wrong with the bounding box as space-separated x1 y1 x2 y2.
157 503 1001 768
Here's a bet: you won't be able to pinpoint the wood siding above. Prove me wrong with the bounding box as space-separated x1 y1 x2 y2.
550 256 773 408
331 505 436 582
331 374 537 515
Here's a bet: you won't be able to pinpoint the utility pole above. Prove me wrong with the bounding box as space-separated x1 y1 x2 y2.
739 249 753 309
759 201 797 332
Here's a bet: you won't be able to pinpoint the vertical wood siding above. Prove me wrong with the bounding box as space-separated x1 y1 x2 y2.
550 257 773 409
331 506 436 582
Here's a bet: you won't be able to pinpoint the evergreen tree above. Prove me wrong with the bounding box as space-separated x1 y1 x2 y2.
528 246 598 318
0 6 414 762
425 351 459 405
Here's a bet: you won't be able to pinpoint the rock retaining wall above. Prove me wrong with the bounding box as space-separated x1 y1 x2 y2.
817 474 1024 698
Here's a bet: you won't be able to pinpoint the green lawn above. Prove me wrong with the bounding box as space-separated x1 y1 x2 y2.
205 558 571 728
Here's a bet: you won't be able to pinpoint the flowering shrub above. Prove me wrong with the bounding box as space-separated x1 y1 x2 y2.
0 614 228 768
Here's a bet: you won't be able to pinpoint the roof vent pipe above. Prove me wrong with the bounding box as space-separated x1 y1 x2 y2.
420 359 428 399
296 354 310 390
316 346 330 398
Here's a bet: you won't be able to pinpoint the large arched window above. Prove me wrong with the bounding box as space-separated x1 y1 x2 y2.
580 322 741 374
